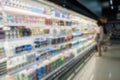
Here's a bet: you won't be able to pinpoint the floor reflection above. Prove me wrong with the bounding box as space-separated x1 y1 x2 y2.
73 44 120 80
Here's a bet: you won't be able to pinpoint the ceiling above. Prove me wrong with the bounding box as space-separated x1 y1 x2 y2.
101 0 120 21
48 0 120 21
77 0 102 17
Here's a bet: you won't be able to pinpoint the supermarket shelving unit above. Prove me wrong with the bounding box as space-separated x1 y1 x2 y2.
0 0 97 80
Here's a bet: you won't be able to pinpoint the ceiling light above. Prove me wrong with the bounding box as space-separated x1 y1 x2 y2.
111 6 114 9
110 0 113 5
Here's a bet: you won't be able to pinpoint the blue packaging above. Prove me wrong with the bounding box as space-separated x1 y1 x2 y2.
36 68 42 80
24 44 32 51
36 64 46 80
23 28 28 36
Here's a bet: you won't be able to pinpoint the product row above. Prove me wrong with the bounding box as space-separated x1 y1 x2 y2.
0 26 78 40
0 15 77 26
1 40 94 80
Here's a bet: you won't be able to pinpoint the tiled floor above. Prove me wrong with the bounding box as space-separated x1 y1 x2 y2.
72 44 120 80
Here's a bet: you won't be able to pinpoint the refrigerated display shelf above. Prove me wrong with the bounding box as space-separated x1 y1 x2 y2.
0 0 98 80
41 43 96 80
0 42 96 79
0 39 93 80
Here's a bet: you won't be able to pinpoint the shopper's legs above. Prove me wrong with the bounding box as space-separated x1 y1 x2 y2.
95 45 98 51
97 45 102 56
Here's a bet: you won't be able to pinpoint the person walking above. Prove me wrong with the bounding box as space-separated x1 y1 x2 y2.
95 21 104 56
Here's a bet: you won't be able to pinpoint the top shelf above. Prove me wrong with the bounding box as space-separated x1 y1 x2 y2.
3 6 48 17
1 6 71 21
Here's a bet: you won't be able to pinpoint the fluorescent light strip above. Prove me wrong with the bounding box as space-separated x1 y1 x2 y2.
110 0 113 5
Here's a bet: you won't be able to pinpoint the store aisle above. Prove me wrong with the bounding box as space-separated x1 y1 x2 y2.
72 44 120 80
